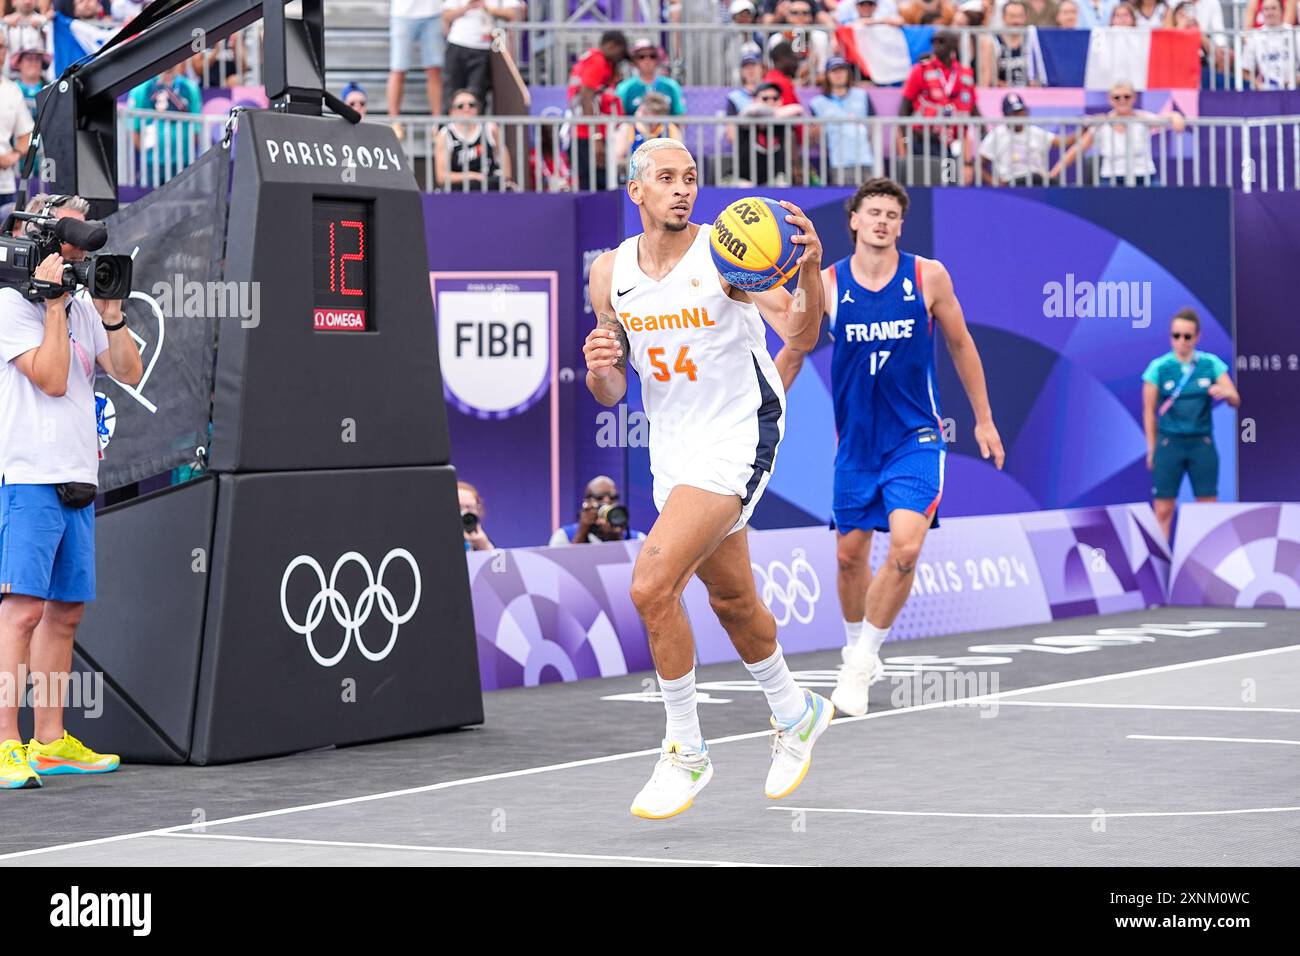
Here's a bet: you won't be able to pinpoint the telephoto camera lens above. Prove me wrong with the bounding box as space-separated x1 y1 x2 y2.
462 511 480 533
598 503 629 528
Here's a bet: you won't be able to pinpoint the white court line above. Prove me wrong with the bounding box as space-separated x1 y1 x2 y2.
1128 734 1300 746
2 641 1296 863
767 806 1300 820
161 832 783 867
998 701 1300 714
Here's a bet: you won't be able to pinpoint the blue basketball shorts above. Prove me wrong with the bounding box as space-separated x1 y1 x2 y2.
833 441 945 535
0 483 96 603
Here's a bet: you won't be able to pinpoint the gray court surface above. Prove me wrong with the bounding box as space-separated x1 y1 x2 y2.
2 606 1298 867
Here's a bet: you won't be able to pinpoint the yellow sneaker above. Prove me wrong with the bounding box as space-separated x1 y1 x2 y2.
27 732 120 775
1 739 41 789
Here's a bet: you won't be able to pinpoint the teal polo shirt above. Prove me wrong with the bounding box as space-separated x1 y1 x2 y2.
1141 350 1229 436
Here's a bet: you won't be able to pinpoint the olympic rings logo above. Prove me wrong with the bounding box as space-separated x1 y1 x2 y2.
751 548 821 627
280 549 422 668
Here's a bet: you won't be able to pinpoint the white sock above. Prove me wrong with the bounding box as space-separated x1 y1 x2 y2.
843 618 864 650
744 645 807 725
658 670 703 749
861 621 891 657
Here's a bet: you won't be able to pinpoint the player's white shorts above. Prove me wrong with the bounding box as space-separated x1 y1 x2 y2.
651 457 777 536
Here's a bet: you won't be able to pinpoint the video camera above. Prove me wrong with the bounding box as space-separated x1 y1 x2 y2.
0 201 133 302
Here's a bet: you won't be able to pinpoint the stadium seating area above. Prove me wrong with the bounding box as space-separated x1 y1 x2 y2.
99 0 1300 192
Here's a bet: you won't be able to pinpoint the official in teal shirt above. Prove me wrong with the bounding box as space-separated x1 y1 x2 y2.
1141 308 1239 541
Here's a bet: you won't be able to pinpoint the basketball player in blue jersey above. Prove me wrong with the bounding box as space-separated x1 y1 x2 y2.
584 138 829 819
776 178 1005 717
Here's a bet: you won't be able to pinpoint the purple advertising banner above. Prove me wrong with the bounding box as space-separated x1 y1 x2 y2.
1168 503 1300 608
469 503 1167 690
432 272 559 543
1232 192 1300 502
423 192 625 549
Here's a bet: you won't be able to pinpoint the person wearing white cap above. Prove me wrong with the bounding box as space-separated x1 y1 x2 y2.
11 47 50 118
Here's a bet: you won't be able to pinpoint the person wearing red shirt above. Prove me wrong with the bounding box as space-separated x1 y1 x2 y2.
763 41 808 161
763 41 802 107
567 30 629 190
898 30 978 166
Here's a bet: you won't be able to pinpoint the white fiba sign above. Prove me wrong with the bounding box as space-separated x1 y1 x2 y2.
437 286 550 416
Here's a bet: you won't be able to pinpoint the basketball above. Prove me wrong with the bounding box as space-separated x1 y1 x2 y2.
709 196 804 292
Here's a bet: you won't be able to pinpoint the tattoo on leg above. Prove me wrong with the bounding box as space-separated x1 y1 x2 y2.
597 312 629 371
894 559 914 575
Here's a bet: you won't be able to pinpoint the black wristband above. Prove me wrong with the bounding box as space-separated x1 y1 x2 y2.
102 318 126 331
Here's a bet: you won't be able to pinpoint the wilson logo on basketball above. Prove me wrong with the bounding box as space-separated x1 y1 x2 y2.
619 307 717 333
712 217 748 261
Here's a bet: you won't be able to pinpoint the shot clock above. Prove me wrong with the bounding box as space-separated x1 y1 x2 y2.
211 109 449 472
312 199 372 331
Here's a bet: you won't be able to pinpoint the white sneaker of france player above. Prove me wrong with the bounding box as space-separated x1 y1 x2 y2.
831 643 884 718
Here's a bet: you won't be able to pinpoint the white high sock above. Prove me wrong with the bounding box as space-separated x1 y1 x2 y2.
744 645 807 725
843 618 864 650
658 670 703 749
861 621 891 657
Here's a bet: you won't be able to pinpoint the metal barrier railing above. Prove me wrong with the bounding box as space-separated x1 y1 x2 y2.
115 107 1300 194
501 21 1299 93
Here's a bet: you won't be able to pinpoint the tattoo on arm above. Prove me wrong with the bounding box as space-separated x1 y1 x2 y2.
598 312 629 371
645 545 661 557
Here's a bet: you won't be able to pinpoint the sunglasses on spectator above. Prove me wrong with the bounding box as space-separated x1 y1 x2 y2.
1111 93 1134 102
635 51 659 60
1171 332 1195 340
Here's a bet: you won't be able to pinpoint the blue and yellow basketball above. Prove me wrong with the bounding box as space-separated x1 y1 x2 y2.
709 196 803 292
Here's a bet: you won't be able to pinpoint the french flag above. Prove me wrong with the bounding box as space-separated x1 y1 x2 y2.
1038 27 1202 89
836 23 914 86
52 13 119 76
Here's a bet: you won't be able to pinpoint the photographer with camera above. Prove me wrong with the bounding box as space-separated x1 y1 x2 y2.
458 480 495 552
0 194 141 790
548 476 645 546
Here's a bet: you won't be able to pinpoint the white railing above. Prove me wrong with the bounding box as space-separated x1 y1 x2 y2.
115 106 1300 193
501 21 1298 92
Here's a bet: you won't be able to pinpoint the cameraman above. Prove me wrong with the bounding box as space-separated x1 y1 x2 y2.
548 476 645 546
458 480 494 552
0 194 141 790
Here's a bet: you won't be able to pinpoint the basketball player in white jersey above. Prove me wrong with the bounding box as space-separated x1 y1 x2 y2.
583 138 828 819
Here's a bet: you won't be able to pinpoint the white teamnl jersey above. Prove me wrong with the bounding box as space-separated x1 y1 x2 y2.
610 225 786 532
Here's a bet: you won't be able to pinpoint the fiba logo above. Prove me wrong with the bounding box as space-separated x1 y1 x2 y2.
280 549 422 667
751 548 821 626
437 282 550 417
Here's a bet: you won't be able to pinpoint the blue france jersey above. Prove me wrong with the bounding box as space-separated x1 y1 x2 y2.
829 252 945 471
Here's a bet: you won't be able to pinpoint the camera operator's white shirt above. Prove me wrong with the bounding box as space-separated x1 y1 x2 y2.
0 288 107 486
0 78 34 195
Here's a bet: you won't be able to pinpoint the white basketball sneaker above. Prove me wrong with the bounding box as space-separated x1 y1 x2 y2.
630 740 714 820
765 690 835 799
831 643 884 717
